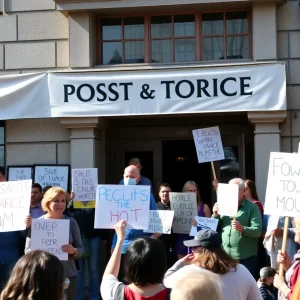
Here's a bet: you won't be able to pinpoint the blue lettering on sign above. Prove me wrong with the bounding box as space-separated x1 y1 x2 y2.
98 187 149 202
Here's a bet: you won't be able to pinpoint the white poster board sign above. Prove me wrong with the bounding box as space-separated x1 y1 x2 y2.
217 183 239 217
144 210 174 234
94 185 151 229
8 166 32 181
265 152 300 217
190 217 219 236
31 219 70 260
0 180 31 232
170 192 198 234
72 168 98 208
34 165 69 191
192 126 225 163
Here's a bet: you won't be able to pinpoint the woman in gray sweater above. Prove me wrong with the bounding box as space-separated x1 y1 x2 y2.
25 187 83 300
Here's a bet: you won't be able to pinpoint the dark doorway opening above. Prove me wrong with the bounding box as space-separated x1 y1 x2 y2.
124 150 154 185
162 140 213 209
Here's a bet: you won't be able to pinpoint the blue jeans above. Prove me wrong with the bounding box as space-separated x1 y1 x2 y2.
76 236 101 300
239 255 257 278
0 260 17 289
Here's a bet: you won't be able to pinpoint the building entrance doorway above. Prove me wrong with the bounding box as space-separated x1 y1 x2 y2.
162 140 213 208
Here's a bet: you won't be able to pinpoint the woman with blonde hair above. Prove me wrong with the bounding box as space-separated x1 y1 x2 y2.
165 229 262 300
174 180 211 259
25 187 83 300
0 250 67 300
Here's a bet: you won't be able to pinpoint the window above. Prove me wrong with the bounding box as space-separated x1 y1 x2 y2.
0 122 4 167
98 11 250 65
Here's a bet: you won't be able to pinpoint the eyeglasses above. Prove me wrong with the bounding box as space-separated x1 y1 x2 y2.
63 278 70 290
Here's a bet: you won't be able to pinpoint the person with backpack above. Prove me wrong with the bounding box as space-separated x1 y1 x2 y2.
101 220 170 300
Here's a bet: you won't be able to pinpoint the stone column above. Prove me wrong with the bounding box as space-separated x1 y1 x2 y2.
60 117 107 183
248 111 286 203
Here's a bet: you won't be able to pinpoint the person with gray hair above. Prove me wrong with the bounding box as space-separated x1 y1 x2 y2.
170 269 222 300
212 178 262 278
119 157 153 194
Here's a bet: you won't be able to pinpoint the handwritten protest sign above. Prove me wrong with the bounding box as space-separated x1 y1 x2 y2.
265 152 300 217
192 126 224 163
170 192 197 234
190 217 219 236
7 166 32 181
217 183 239 217
144 210 174 234
34 165 70 191
0 180 31 232
72 168 98 208
31 219 70 260
94 185 151 229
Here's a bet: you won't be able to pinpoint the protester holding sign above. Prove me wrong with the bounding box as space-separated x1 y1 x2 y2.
274 214 300 300
156 183 177 268
212 178 262 278
174 181 211 259
25 187 83 300
111 165 158 282
0 168 32 289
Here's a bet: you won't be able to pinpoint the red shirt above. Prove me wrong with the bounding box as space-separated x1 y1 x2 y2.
253 200 264 216
288 263 300 299
124 287 167 300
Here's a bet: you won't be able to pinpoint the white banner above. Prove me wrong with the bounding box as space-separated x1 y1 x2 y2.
0 63 286 120
170 192 198 234
94 184 151 229
217 183 239 217
7 166 32 181
265 152 300 217
0 180 32 232
31 219 70 260
192 126 224 163
144 210 174 234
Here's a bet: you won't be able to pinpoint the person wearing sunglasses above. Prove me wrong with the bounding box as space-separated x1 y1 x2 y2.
0 250 67 300
164 229 263 300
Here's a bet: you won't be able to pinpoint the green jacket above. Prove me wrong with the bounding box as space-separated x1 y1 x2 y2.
212 199 262 260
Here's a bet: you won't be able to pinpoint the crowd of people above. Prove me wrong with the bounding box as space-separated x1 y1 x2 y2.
0 158 300 300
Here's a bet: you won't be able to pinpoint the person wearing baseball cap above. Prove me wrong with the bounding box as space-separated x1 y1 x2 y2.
164 229 263 300
257 267 277 300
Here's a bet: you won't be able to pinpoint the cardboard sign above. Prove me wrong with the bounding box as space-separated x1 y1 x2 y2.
265 152 300 217
144 210 174 234
94 185 151 229
72 168 98 209
34 165 70 191
190 217 219 236
0 180 31 232
31 219 70 260
217 183 239 217
170 192 198 234
192 126 225 163
7 166 33 181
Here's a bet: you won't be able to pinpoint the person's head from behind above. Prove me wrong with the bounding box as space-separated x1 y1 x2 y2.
0 250 65 300
0 166 5 182
182 180 201 205
259 267 276 286
229 178 245 204
158 183 172 204
124 237 167 286
183 229 237 274
245 179 259 201
128 158 142 172
171 270 222 300
123 165 141 186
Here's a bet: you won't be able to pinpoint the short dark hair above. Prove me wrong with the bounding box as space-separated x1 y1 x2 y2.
124 237 167 286
0 250 64 300
0 166 5 177
32 183 42 193
42 185 53 194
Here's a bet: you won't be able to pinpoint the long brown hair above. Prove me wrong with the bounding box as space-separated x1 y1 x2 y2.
192 247 238 275
182 180 201 206
245 179 259 201
0 251 64 300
